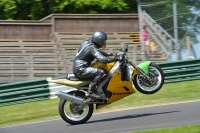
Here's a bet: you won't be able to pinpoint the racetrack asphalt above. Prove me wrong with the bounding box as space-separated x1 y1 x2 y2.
1 100 200 133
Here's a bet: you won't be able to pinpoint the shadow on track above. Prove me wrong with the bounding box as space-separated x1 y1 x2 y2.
86 111 180 124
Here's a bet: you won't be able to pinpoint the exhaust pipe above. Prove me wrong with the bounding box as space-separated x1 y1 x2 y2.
56 91 85 104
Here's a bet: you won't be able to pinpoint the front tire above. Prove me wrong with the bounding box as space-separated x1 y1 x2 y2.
133 63 164 94
58 92 93 125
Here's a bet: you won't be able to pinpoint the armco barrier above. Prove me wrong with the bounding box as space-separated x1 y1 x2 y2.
0 78 49 107
157 58 200 83
0 58 200 106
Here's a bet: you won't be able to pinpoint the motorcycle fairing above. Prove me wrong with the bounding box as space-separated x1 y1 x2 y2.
137 61 151 74
96 69 135 109
92 61 115 71
95 61 121 100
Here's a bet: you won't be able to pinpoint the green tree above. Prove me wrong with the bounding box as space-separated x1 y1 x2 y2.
0 0 17 20
0 0 137 20
140 0 200 45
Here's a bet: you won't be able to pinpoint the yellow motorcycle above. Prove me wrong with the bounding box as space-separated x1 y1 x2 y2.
47 44 164 125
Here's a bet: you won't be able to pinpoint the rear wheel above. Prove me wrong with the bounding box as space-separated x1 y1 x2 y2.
58 92 93 125
133 63 164 94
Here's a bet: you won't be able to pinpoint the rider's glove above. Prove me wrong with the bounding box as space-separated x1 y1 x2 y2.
107 52 113 56
116 54 124 61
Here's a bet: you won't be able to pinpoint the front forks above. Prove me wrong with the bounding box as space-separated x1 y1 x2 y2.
128 58 152 82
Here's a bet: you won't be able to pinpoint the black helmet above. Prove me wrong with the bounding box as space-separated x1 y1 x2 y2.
92 31 107 49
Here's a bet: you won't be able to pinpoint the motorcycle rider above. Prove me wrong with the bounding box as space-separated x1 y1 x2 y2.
73 31 122 99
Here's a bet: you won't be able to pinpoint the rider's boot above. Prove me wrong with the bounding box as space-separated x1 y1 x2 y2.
86 82 102 99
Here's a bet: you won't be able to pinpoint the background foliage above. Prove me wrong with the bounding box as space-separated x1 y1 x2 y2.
0 0 137 20
141 0 200 40
140 0 200 50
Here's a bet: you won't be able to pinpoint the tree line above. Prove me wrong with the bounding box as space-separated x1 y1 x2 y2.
0 0 199 45
0 0 137 20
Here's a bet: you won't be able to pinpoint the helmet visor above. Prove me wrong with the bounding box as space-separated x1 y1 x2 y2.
101 40 107 49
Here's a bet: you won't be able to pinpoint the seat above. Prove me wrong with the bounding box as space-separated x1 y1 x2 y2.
51 73 92 81
47 74 92 88
68 75 93 81
68 75 80 81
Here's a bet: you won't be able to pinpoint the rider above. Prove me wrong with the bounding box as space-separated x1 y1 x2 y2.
73 31 122 99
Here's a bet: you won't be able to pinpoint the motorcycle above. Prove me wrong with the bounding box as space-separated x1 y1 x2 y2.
47 44 164 125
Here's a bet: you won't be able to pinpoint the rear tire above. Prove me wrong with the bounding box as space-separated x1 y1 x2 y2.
133 63 164 94
58 91 93 125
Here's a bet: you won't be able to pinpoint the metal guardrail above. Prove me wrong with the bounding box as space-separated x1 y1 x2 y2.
0 78 49 107
0 59 200 107
157 58 200 83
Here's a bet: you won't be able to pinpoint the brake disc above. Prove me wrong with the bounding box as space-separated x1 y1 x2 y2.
138 72 157 87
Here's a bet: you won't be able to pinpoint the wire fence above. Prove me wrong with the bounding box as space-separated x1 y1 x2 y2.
138 0 200 60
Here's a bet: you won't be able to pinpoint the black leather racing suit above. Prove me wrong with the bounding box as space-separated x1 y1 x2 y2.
73 40 118 90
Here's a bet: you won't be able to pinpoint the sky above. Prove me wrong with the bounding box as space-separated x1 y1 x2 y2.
171 38 200 61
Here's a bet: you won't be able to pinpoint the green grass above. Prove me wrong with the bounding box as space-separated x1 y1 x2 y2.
0 80 200 127
129 124 200 133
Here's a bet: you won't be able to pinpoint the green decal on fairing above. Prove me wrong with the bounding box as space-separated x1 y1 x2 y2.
137 61 151 74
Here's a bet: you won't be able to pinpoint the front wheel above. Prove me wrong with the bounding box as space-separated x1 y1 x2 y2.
133 63 164 94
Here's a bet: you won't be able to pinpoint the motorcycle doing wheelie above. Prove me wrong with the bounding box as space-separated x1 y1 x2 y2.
47 44 164 125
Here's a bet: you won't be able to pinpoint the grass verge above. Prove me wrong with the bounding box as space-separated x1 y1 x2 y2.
0 80 200 127
129 124 200 133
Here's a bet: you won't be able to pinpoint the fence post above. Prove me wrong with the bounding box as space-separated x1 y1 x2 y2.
134 46 137 64
29 55 34 80
186 36 191 58
173 0 181 60
11 58 14 82
53 33 59 76
137 0 145 61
